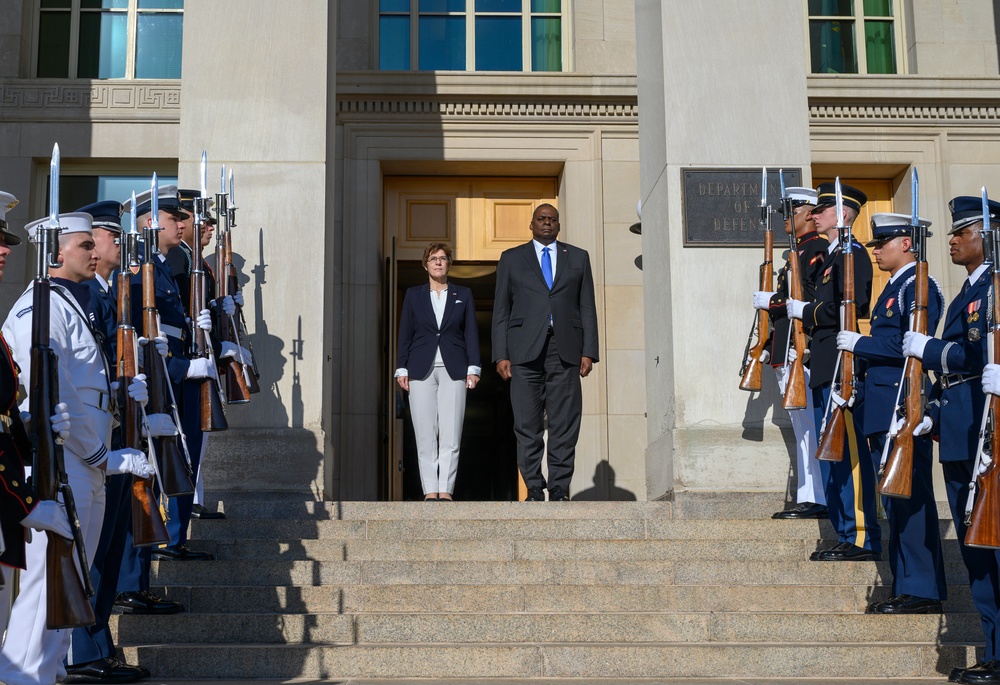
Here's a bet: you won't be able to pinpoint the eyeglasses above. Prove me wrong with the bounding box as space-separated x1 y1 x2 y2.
427 256 449 263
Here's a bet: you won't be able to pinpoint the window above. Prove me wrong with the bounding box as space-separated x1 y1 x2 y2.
807 0 901 74
379 0 563 72
36 0 183 79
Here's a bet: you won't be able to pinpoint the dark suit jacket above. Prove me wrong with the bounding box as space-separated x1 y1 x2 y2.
396 283 480 382
492 240 599 366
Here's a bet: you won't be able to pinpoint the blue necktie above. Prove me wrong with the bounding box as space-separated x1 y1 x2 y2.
542 247 553 290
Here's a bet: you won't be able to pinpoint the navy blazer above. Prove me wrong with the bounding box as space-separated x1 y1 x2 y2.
924 267 991 462
396 283 480 382
853 263 944 436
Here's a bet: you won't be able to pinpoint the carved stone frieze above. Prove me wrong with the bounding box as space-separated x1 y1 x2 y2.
810 103 1000 124
0 80 181 121
337 98 638 121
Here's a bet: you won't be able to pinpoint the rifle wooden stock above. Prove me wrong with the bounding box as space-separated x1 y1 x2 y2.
816 405 846 462
191 216 228 432
30 280 95 629
141 263 194 497
879 263 929 499
740 220 773 392
783 232 808 410
966 261 1000 547
817 237 857 463
117 271 170 547
229 271 260 394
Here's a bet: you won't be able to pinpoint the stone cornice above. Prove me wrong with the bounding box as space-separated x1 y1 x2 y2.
808 75 1000 125
336 72 638 122
0 79 181 122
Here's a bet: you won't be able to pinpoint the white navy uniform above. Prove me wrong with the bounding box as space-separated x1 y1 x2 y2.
0 279 111 685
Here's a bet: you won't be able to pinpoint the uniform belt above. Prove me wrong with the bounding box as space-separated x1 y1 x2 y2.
159 324 184 341
80 389 113 413
939 373 980 389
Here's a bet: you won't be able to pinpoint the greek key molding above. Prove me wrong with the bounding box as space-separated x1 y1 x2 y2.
0 80 181 121
338 98 638 120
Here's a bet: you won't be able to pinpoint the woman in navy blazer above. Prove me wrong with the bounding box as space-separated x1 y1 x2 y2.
395 243 481 500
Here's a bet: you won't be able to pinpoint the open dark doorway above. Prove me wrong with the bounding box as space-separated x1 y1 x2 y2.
394 261 518 501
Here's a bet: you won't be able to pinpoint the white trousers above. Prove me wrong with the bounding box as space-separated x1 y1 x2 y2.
776 364 825 506
409 366 467 495
0 422 108 685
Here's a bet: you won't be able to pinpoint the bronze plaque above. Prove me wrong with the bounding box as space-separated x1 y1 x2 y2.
682 168 803 247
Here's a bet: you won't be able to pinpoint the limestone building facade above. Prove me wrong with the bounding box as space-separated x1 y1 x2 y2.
0 1 998 502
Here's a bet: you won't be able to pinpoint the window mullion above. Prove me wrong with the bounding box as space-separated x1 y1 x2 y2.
126 0 138 78
410 0 418 71
68 0 81 78
522 0 530 72
466 2 475 71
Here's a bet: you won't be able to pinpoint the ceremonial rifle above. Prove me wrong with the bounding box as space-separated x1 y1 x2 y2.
141 175 194 497
781 169 808 410
119 195 170 546
964 187 1000 548
817 178 856 462
31 144 95 628
214 167 251 404
879 168 927 498
225 171 260 394
192 153 228 431
739 167 772 392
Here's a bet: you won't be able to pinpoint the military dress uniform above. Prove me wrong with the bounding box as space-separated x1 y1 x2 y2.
764 202 829 515
918 198 1000 670
0 214 113 685
850 214 947 611
799 182 879 558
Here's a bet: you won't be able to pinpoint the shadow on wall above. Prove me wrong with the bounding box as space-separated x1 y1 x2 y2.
573 460 636 501
741 361 798 504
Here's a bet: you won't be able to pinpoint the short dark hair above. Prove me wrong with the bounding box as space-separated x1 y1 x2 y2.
533 203 559 220
422 242 453 264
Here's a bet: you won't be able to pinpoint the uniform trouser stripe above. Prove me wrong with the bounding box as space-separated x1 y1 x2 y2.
845 411 866 549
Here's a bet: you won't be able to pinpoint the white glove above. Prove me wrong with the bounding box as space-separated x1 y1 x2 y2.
984 364 1000 396
138 335 168 359
902 331 932 359
752 291 775 310
221 341 253 365
21 500 72 540
128 374 148 405
221 295 236 316
758 349 770 365
786 299 806 320
105 448 155 478
836 331 862 353
233 291 244 308
196 309 212 333
143 413 178 438
185 357 212 380
912 415 933 436
50 402 70 440
978 455 994 476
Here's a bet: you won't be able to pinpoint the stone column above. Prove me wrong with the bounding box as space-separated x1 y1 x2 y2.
177 0 334 496
634 1 812 498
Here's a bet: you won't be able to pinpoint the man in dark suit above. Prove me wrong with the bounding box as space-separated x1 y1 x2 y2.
903 196 1000 684
492 204 599 502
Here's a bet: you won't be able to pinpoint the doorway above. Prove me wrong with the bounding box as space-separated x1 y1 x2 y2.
382 174 559 500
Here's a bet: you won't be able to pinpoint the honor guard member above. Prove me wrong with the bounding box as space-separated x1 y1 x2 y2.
67 200 161 683
837 213 947 614
787 182 879 561
902 197 1000 684
753 186 828 519
0 212 153 685
0 192 70 636
114 185 209 614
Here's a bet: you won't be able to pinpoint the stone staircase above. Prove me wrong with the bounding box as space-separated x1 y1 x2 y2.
114 492 979 680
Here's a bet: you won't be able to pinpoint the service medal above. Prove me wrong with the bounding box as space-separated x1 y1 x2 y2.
969 328 982 342
885 310 893 318
968 312 979 323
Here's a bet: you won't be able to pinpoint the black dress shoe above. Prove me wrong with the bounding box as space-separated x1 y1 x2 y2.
151 544 214 561
810 542 848 561
951 661 987 683
113 590 183 615
817 543 880 562
526 487 545 502
960 660 1000 683
191 504 226 520
548 486 570 501
772 502 829 519
65 656 148 684
869 594 943 615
